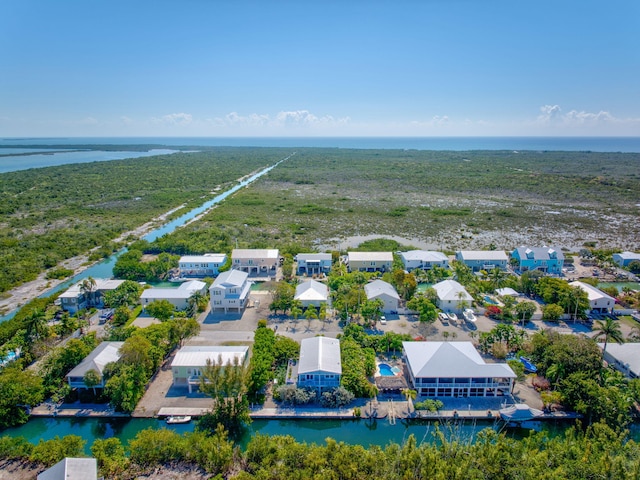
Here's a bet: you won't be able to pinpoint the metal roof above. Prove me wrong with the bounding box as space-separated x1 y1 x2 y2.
179 254 227 263
295 280 329 301
171 346 249 367
432 280 473 302
140 280 206 300
232 248 279 259
365 279 400 300
569 281 614 302
66 342 124 378
211 269 249 288
403 341 516 379
347 251 393 262
400 250 448 262
37 457 97 480
298 337 342 375
457 250 508 261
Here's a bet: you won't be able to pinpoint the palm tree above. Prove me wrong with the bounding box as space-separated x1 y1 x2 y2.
593 318 624 358
401 388 417 412
319 303 328 330
290 300 303 325
25 309 48 343
80 277 98 307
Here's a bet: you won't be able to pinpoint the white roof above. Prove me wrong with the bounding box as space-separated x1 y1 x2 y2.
599 342 640 377
400 250 448 262
403 341 516 379
298 337 342 375
295 280 329 302
171 345 249 368
179 254 226 263
67 342 124 378
616 251 640 260
365 279 400 300
59 278 125 299
232 249 279 259
211 269 248 288
38 457 97 480
569 281 615 302
296 253 332 261
432 279 473 302
457 250 508 261
140 280 206 300
496 287 520 297
348 251 393 262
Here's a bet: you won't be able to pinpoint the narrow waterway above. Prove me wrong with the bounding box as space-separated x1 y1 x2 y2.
0 153 294 322
2 416 561 453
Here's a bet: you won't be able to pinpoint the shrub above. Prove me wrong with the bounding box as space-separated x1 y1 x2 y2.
321 386 355 408
275 385 316 405
414 399 444 412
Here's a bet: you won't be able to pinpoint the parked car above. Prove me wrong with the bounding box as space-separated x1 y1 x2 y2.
380 316 387 325
438 312 449 325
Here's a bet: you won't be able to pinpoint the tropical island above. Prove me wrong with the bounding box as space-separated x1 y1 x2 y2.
1 145 640 479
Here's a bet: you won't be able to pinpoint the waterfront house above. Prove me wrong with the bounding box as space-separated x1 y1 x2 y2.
569 281 615 314
454 250 508 272
59 278 125 314
294 279 329 308
296 253 332 276
171 345 249 393
347 251 393 273
140 280 207 311
364 279 400 313
296 336 342 394
178 253 227 277
403 341 516 397
399 250 449 271
231 248 279 276
511 246 564 275
613 251 640 267
66 342 124 391
209 269 251 313
37 457 98 480
432 279 473 313
598 343 640 379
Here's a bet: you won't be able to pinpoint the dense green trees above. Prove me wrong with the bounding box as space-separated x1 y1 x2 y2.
0 367 44 428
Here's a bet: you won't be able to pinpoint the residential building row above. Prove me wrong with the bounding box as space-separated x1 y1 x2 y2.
66 338 516 399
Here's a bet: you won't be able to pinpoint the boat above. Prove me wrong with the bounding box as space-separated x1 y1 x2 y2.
519 356 538 373
166 415 192 424
438 312 449 325
499 403 543 424
447 313 458 322
463 308 477 322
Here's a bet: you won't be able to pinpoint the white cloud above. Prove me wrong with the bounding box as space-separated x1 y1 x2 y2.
212 110 350 131
152 112 193 125
537 104 636 127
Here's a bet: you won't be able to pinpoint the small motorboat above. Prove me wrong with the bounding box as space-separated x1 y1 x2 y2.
463 309 477 323
519 357 538 373
166 415 192 424
448 313 458 322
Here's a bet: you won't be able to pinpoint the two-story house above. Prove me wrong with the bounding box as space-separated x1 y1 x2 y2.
347 251 393 273
66 342 124 392
569 281 615 314
295 253 332 276
403 341 516 397
431 279 473 314
364 279 400 313
296 336 342 394
209 269 251 313
231 249 279 276
58 278 125 314
511 246 564 275
455 251 508 272
399 250 449 271
140 280 207 311
178 253 227 277
171 345 249 393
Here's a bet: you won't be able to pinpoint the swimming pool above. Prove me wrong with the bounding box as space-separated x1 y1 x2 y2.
483 295 499 305
378 363 401 376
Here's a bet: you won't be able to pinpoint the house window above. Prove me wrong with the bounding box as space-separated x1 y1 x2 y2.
213 290 221 296
229 289 236 294
306 375 314 380
213 300 221 305
325 375 334 379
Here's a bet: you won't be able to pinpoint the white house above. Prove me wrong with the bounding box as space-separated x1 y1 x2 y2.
37 457 98 480
59 278 125 314
403 341 516 397
231 249 279 276
296 253 332 276
297 336 342 394
599 343 640 379
347 251 393 273
140 280 207 311
178 253 227 277
569 281 615 314
399 250 449 271
171 345 249 393
294 280 329 308
432 279 473 313
455 251 508 272
364 279 400 313
209 269 251 313
66 342 124 391
613 252 640 267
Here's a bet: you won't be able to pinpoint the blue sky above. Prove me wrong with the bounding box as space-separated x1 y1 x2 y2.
1 0 639 137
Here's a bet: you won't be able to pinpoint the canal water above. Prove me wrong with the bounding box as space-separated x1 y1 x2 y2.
0 154 294 322
2 416 557 454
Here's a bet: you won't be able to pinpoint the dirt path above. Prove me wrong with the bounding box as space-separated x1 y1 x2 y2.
0 204 186 317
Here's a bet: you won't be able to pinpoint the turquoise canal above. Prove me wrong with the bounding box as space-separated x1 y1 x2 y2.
2 416 568 454
0 154 293 322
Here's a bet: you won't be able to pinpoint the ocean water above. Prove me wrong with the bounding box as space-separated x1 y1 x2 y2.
2 136 640 152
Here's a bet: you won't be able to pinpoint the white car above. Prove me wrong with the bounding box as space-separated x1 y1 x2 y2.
438 312 449 325
380 316 387 325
